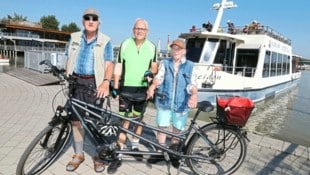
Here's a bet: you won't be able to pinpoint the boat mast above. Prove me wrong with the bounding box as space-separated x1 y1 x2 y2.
157 38 161 57
211 0 237 33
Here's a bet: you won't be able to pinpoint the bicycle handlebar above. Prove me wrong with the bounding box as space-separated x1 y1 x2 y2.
40 59 166 105
40 59 105 105
40 59 69 81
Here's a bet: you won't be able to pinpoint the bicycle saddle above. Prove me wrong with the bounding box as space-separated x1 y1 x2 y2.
197 101 214 112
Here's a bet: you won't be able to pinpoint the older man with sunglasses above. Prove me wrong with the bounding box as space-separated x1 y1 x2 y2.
65 8 114 173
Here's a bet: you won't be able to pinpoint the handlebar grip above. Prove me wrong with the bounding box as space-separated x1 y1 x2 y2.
95 98 105 106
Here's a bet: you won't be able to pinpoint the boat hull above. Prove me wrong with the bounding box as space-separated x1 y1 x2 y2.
198 77 300 104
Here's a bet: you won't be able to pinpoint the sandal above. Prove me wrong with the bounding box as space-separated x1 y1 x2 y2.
93 156 106 173
66 154 85 172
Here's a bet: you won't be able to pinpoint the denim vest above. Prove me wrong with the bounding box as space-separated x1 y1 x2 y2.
155 58 194 113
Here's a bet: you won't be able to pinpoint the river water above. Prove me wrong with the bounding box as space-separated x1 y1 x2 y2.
266 71 310 147
191 71 310 147
1 62 309 147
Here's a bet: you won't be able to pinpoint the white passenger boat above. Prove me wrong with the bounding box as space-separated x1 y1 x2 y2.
179 0 301 104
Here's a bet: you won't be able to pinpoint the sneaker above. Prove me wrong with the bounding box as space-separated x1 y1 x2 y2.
147 155 165 164
131 148 143 161
107 159 122 174
171 157 180 168
169 144 181 168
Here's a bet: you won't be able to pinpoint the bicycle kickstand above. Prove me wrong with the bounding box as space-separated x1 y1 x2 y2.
163 152 171 175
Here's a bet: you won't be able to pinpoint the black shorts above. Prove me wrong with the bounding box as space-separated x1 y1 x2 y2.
119 86 147 117
71 76 98 121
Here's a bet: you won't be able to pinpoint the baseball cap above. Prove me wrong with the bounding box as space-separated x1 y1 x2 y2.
170 39 186 49
83 8 99 17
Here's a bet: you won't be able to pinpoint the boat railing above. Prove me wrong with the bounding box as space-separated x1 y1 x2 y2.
0 44 66 52
188 24 291 45
229 25 291 45
1 31 40 39
221 65 256 77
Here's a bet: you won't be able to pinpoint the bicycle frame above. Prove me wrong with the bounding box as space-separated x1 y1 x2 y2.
65 96 223 161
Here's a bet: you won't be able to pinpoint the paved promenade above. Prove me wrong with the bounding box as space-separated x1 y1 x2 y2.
0 73 309 175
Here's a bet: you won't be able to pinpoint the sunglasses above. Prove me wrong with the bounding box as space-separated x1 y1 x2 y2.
134 27 147 31
83 14 98 21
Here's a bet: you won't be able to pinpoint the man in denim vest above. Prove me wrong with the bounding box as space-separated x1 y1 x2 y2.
146 39 197 167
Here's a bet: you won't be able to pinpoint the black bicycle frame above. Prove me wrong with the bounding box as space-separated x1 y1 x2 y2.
66 97 219 161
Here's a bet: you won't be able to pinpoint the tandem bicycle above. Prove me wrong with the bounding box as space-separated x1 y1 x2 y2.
16 59 254 175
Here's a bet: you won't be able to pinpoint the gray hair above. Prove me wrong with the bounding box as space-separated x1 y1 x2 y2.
133 18 149 30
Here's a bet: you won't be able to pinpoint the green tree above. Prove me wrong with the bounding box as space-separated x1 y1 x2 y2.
40 15 59 30
6 12 27 21
61 22 80 33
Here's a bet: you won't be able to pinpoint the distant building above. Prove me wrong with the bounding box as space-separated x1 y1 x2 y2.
0 19 71 54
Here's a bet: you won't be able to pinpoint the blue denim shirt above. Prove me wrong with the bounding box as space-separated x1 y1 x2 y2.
68 31 114 75
155 58 194 112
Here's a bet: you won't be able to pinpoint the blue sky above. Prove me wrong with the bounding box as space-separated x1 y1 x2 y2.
1 0 310 58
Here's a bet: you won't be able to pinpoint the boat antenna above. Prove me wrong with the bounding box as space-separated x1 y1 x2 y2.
211 0 237 33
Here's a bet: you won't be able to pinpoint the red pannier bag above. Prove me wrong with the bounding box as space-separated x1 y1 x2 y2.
216 95 255 127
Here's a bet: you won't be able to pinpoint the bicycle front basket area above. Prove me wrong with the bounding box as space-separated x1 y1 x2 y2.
217 95 255 127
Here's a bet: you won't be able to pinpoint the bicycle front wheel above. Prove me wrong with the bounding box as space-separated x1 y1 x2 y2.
16 123 72 175
186 123 246 175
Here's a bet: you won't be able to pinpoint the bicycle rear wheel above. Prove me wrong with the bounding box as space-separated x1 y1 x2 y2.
186 123 246 175
16 123 72 175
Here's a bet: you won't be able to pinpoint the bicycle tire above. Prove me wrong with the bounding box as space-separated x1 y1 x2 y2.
16 123 72 175
185 123 246 175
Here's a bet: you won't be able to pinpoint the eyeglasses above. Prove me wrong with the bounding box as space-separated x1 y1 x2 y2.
171 47 184 52
83 14 98 21
134 27 147 31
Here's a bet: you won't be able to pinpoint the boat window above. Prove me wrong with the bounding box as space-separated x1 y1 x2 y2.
214 40 235 73
263 51 290 77
284 55 289 74
263 50 271 77
235 49 258 77
186 38 206 63
277 53 283 75
270 52 277 77
201 38 219 63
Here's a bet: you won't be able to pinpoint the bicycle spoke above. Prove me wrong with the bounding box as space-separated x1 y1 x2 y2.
186 124 246 175
24 140 55 173
17 124 71 175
